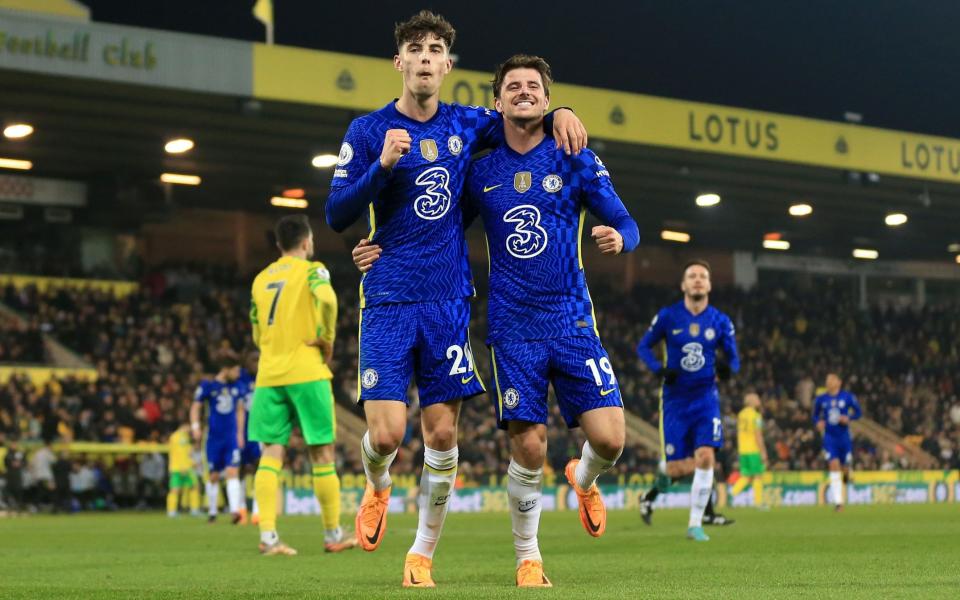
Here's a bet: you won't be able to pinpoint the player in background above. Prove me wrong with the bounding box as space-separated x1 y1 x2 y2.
325 10 586 588
248 215 356 556
730 392 767 509
353 54 639 587
812 373 862 511
636 260 740 541
235 358 260 525
166 423 201 517
190 352 245 523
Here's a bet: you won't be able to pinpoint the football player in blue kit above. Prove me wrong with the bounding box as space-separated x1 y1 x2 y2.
636 260 740 541
190 351 246 524
325 10 588 588
352 54 638 587
812 373 862 511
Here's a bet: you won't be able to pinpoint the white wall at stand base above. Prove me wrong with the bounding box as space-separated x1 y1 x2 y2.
733 251 758 290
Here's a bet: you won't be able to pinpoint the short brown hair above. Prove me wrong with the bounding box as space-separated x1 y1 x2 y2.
682 259 711 278
492 54 553 99
275 214 312 252
394 10 455 52
216 349 240 370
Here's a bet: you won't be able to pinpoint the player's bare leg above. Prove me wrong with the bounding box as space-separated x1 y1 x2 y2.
829 458 844 511
686 447 715 541
565 407 624 538
308 443 357 552
509 422 551 587
357 400 404 551
255 444 297 555
403 400 460 588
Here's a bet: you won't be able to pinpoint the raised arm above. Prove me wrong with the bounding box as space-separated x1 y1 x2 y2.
326 121 393 232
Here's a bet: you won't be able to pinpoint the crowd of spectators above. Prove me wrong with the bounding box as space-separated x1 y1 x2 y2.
0 316 45 364
2 262 959 512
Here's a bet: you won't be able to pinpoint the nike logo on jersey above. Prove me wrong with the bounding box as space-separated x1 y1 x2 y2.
600 388 616 397
461 374 475 384
483 184 502 193
672 329 683 335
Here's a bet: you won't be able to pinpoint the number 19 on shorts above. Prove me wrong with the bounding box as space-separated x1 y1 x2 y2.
586 357 617 391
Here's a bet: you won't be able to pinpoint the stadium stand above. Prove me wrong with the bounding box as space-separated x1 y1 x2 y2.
2 261 958 512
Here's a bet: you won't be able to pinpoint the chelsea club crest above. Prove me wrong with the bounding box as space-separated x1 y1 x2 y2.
447 135 463 155
542 174 563 193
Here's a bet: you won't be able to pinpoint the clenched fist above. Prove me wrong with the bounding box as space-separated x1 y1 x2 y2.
592 225 623 255
380 129 412 170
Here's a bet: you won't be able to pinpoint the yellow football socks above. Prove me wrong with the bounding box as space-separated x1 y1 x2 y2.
188 486 200 512
312 463 341 531
166 490 179 514
731 476 751 497
256 456 283 533
753 479 764 506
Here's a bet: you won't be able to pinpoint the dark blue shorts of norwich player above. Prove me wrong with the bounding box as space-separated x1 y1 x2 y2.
358 298 485 407
489 335 623 430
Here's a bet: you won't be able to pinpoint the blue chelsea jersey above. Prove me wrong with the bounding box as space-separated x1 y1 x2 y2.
637 301 740 401
193 379 246 440
327 101 504 307
812 391 862 439
463 138 639 343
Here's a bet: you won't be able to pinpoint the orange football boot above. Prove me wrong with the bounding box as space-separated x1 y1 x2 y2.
355 484 391 551
565 458 607 537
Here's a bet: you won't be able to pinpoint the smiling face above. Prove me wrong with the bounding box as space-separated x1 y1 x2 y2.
681 264 711 302
495 67 550 124
394 33 452 99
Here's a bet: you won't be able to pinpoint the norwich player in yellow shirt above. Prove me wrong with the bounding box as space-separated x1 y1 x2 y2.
166 423 201 517
731 392 767 507
248 215 356 555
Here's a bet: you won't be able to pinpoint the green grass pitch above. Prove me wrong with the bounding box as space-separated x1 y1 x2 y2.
1 504 958 598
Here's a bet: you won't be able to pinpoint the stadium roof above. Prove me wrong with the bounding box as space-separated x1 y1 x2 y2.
1 6 959 263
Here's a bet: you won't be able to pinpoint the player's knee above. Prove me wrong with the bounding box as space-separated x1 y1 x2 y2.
513 437 546 466
666 460 693 479
423 425 457 451
368 427 403 454
590 435 624 462
694 449 715 469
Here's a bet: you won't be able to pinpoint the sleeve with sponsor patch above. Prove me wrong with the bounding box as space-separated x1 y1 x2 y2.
326 117 388 232
576 149 639 252
326 102 476 307
307 260 337 345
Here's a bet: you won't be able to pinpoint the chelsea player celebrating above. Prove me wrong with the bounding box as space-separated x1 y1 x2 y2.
466 55 639 587
812 373 862 511
353 54 638 587
636 261 740 541
325 11 586 588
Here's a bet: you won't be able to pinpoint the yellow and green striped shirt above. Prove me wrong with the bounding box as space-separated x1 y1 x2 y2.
250 255 337 386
